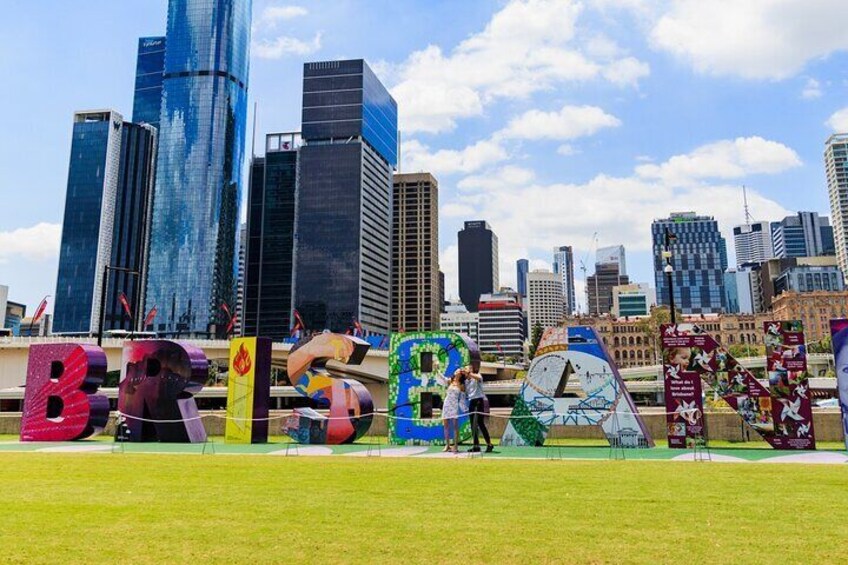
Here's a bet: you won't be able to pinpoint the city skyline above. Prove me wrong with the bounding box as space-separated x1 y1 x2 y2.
4 1 848 310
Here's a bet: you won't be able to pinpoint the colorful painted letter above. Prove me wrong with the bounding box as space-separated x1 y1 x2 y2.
662 322 815 450
388 331 480 445
829 319 848 451
284 333 373 444
20 344 109 441
225 337 272 444
501 327 653 448
117 340 208 443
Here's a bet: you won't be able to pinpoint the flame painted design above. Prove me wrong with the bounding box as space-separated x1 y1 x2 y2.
232 343 252 377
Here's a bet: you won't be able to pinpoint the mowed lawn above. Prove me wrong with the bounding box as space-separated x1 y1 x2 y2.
1 454 847 564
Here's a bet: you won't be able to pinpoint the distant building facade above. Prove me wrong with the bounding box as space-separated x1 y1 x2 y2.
440 302 479 342
733 221 773 266
478 290 525 358
652 212 728 315
243 134 299 341
771 212 835 259
458 221 499 313
294 59 397 335
596 245 627 276
516 258 529 298
552 245 576 315
131 36 166 129
526 270 564 331
392 172 440 333
586 262 629 316
773 265 845 295
772 290 848 343
825 134 848 276
611 284 654 318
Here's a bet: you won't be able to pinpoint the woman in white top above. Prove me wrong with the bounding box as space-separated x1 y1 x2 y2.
441 370 467 452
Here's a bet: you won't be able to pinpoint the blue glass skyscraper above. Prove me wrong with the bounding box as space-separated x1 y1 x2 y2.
652 212 728 314
294 59 398 335
145 0 252 337
516 259 529 297
132 36 166 129
54 111 157 334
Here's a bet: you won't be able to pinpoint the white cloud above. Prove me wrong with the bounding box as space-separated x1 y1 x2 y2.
252 32 322 59
255 5 308 29
557 144 578 156
388 0 649 133
0 223 61 263
635 136 801 186
447 136 797 290
458 166 536 191
401 138 508 176
802 78 822 99
826 108 848 132
650 0 848 80
498 104 621 141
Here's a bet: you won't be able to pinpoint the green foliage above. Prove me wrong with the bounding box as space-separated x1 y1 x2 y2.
637 306 680 363
727 344 765 358
808 335 833 354
528 323 544 360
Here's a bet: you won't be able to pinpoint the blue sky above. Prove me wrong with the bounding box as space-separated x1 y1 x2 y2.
2 0 848 313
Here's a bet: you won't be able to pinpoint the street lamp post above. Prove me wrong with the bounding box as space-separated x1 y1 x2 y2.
97 265 140 347
663 228 677 325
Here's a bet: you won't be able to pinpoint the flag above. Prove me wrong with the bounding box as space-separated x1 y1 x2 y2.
220 302 236 335
32 296 49 325
143 306 157 329
118 292 133 320
293 309 306 329
496 343 504 355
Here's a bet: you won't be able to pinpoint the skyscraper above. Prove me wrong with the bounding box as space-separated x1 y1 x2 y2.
145 0 252 337
771 212 834 259
596 245 626 276
516 259 529 298
826 135 848 275
526 270 564 330
586 262 629 316
392 172 440 333
733 221 773 266
131 36 166 129
652 212 728 315
54 111 157 334
243 133 299 341
458 221 499 313
478 290 525 357
294 59 397 335
552 246 576 315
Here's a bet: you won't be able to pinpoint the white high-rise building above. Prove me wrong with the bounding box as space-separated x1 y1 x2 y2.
526 270 564 331
440 301 479 341
825 134 848 276
732 222 773 266
478 290 525 357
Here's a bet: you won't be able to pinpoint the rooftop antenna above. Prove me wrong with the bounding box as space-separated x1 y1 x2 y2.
742 184 753 226
250 101 258 160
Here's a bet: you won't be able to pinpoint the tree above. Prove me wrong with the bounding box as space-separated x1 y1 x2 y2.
727 343 765 359
528 323 544 359
808 335 832 354
637 306 679 364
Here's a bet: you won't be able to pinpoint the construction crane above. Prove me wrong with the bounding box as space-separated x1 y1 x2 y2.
578 232 599 315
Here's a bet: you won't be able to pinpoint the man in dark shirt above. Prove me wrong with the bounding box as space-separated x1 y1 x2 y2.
464 367 494 453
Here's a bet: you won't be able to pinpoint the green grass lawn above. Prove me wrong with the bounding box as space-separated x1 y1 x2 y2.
1 454 847 564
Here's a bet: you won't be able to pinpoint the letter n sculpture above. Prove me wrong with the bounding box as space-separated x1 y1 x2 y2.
225 337 272 444
117 340 208 442
501 327 653 448
20 344 109 441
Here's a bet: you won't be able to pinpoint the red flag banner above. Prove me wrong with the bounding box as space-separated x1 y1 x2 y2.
293 309 306 329
227 313 238 334
143 306 157 328
118 292 133 320
32 296 49 325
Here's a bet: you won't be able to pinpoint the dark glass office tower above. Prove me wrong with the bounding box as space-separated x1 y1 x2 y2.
458 221 499 312
516 259 529 298
54 111 157 334
132 36 166 129
243 134 298 341
145 0 252 337
294 59 397 335
105 123 158 330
